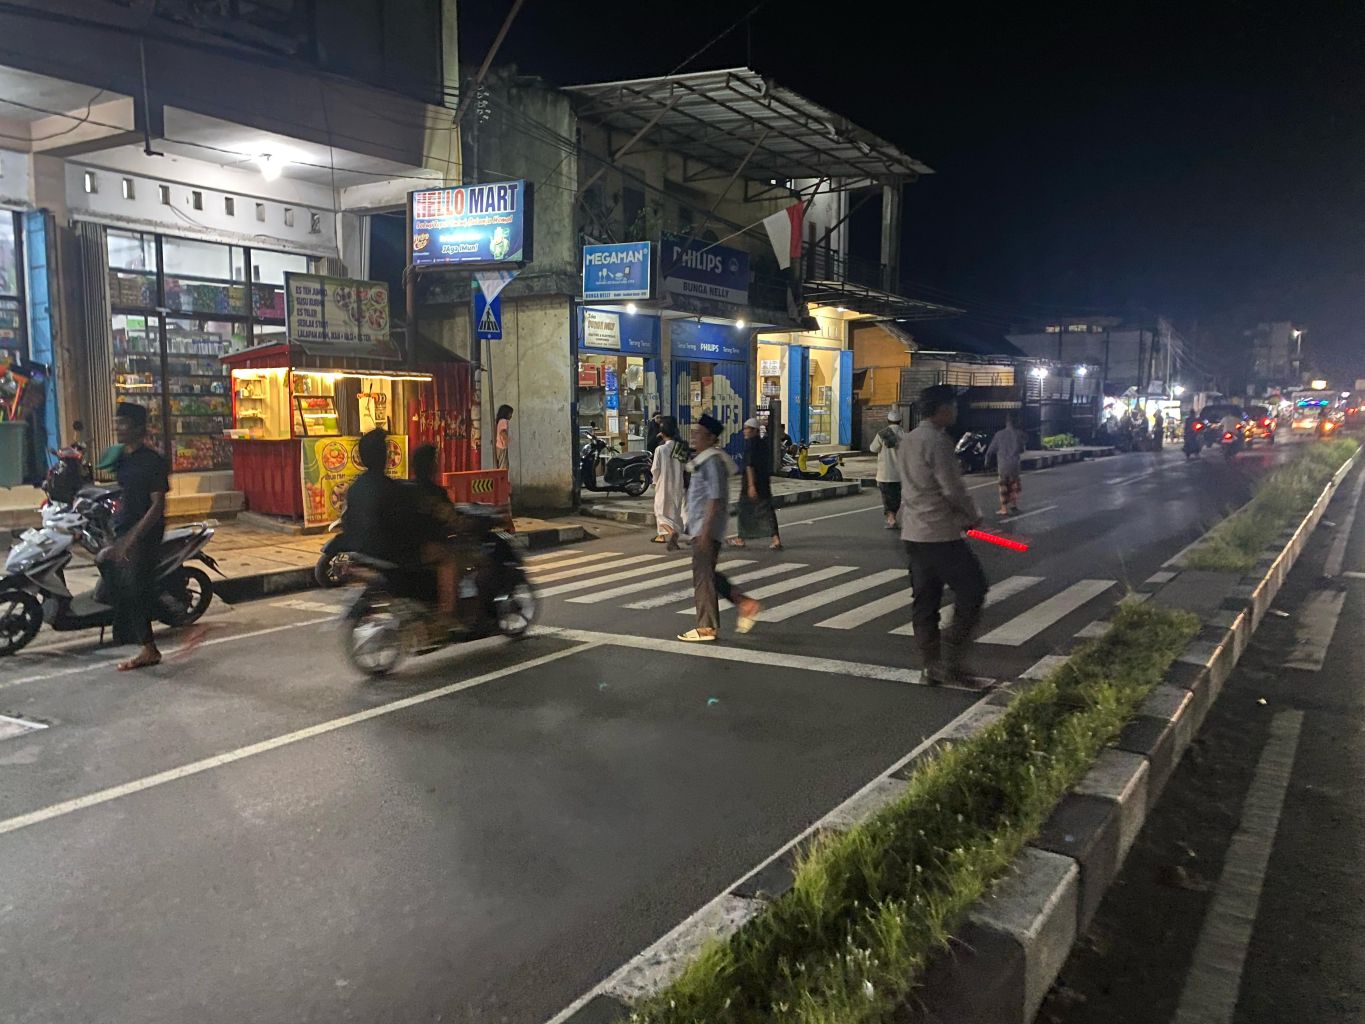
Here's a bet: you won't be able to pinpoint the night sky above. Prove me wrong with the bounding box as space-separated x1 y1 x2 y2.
462 1 1365 383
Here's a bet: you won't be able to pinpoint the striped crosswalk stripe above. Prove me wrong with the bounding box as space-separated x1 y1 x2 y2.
525 548 581 564
888 575 1044 636
816 583 913 629
624 563 807 610
531 554 667 584
565 560 755 604
757 569 905 623
525 551 623 574
679 565 858 614
538 558 699 599
977 579 1115 646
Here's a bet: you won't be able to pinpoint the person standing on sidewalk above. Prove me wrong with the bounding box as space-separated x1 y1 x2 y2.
985 413 1027 516
1152 409 1165 450
677 413 761 643
493 404 513 471
898 385 989 686
869 409 904 529
731 418 782 550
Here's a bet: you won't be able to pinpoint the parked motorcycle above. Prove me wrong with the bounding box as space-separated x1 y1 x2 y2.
579 435 651 497
783 443 842 481
42 421 93 507
339 504 536 677
315 518 352 588
955 431 989 473
0 508 220 654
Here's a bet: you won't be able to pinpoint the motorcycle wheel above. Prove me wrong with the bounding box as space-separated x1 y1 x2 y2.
0 590 41 655
158 566 213 626
494 574 537 640
343 589 408 677
623 474 650 497
827 468 843 481
315 551 350 588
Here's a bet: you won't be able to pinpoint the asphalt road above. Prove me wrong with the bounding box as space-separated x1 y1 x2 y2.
1039 448 1365 1024
0 439 1294 1024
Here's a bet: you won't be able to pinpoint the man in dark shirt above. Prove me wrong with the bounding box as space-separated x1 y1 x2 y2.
101 402 169 670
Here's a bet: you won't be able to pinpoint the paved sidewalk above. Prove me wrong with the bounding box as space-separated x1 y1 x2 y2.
581 475 861 526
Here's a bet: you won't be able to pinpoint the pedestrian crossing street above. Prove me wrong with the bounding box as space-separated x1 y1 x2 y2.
523 548 1119 647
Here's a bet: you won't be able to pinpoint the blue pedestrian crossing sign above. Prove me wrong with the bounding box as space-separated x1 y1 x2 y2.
473 287 502 341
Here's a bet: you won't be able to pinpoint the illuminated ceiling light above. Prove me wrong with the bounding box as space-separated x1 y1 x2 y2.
625 303 637 315
735 319 747 329
1031 366 1048 379
1312 379 1328 390
1173 384 1185 396
836 306 847 313
254 154 284 182
1075 365 1088 377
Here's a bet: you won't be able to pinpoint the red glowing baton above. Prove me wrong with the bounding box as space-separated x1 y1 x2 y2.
966 527 1030 552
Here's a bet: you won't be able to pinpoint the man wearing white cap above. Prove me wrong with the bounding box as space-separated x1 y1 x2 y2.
731 417 781 550
869 408 905 529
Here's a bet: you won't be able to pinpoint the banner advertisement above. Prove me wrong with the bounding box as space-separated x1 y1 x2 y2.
299 434 409 528
285 273 398 360
582 308 622 350
669 318 748 362
582 241 652 301
660 231 749 306
410 180 532 268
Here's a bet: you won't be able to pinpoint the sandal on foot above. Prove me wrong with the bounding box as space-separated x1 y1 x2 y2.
676 629 717 643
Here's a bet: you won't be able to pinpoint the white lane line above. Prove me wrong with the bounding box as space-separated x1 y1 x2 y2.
977 579 1115 646
1021 654 1069 680
530 554 668 584
782 504 882 527
0 642 599 839
817 580 914 629
538 559 705 599
1282 590 1347 672
999 503 1058 523
1342 571 1365 580
566 560 755 604
0 714 48 740
677 565 858 615
1324 463 1365 576
755 569 905 623
0 616 337 692
525 551 620 573
1171 710 1304 1024
888 574 1044 637
624 564 805 610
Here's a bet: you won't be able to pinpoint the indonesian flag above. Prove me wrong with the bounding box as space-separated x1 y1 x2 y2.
762 202 804 270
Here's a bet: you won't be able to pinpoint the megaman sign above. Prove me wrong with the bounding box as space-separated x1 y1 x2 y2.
409 180 533 268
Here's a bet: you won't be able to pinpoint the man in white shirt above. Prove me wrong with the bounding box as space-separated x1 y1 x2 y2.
869 409 904 529
896 385 990 686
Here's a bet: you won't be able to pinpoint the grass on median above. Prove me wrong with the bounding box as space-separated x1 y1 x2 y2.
1182 438 1359 574
625 601 1199 1024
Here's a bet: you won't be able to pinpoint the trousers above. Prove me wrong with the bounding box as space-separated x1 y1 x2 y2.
692 539 737 631
905 539 989 668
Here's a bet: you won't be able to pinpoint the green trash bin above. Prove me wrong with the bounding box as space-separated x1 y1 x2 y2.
0 421 28 487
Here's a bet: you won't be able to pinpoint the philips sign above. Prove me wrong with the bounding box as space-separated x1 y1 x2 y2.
661 231 749 306
582 241 652 301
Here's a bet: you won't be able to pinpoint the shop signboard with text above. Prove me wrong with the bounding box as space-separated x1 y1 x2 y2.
669 319 747 362
299 433 409 528
660 232 749 306
285 273 398 360
410 180 533 268
582 241 652 301
578 308 660 356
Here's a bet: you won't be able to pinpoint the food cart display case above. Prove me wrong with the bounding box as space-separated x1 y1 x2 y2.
221 343 477 526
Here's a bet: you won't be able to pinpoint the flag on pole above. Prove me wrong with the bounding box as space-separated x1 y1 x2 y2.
474 269 519 304
761 202 804 270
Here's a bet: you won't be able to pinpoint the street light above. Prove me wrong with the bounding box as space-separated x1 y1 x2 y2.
1312 378 1328 390
1075 366 1088 377
1173 384 1185 397
1030 366 1048 379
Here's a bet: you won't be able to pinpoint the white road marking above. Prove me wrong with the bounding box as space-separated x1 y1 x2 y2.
1342 570 1365 580
888 574 1044 636
524 551 620 573
781 504 882 527
816 581 915 629
999 503 1057 522
566 560 755 604
1171 710 1304 1024
1282 590 1347 672
1021 654 1070 680
1324 463 1365 576
1075 620 1109 639
677 565 858 614
0 714 48 740
755 569 905 623
624 563 805 610
524 548 580 564
538 559 702 599
0 642 599 839
977 579 1116 646
530 554 667 584
0 616 337 692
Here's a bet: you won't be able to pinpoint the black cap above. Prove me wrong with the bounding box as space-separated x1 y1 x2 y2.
696 412 723 437
115 402 148 427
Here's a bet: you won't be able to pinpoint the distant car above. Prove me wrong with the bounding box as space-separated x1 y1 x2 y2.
1198 404 1255 448
1246 404 1277 444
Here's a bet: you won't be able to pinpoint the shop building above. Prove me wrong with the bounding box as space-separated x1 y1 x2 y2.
0 0 464 509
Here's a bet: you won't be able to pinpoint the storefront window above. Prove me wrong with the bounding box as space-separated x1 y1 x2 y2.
809 348 838 445
0 212 26 356
577 354 649 450
249 249 307 344
165 318 239 472
162 236 248 316
112 313 164 451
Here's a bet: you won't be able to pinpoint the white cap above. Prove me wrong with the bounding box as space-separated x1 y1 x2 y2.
887 410 902 423
743 418 759 429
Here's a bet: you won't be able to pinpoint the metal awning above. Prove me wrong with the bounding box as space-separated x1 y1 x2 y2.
805 279 960 322
563 67 933 182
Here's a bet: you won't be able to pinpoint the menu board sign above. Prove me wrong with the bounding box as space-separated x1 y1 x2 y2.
285 273 399 360
299 433 408 528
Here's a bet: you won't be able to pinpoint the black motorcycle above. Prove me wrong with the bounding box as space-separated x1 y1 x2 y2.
579 435 651 497
955 431 989 473
315 518 351 588
339 504 536 677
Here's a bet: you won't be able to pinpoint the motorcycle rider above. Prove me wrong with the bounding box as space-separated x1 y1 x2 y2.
1183 412 1203 459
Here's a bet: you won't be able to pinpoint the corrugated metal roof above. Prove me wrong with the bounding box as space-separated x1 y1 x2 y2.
563 67 933 182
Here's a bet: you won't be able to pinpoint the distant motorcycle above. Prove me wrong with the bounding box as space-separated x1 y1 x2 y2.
1183 422 1204 460
1219 428 1244 462
579 436 651 497
955 432 989 473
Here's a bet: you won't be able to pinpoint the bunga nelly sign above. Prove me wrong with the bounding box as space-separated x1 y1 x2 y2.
409 180 533 268
661 231 749 306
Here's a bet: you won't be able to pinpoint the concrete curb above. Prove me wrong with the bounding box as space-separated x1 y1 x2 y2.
546 446 1359 1024
582 482 861 526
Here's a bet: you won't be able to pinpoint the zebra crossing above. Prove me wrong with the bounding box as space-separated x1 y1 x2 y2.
523 548 1122 646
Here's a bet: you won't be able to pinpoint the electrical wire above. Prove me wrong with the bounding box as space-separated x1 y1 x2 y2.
0 86 106 143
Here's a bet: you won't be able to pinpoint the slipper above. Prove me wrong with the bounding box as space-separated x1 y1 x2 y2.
651 535 668 543
676 629 717 643
726 538 746 547
735 598 761 634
